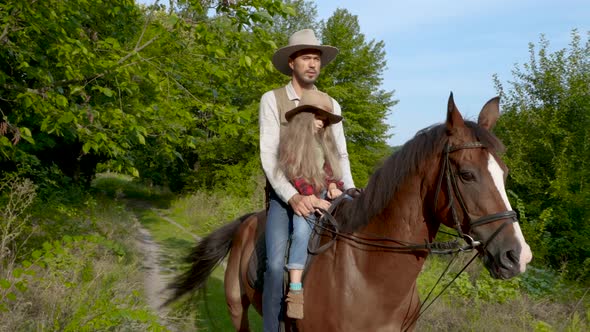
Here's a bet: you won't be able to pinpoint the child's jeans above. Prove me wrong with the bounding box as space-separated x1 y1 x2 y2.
285 212 315 270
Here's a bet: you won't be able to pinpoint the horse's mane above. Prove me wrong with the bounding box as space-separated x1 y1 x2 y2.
336 120 505 233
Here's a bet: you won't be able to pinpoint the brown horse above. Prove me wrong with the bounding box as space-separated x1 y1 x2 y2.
165 94 533 331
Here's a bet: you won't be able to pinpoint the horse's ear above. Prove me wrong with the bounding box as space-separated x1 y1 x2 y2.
478 96 500 130
446 92 465 132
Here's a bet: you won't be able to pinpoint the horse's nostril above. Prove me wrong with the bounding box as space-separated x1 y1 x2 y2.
505 250 519 266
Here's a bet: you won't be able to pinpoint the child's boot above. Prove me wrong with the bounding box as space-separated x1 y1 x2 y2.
286 290 304 319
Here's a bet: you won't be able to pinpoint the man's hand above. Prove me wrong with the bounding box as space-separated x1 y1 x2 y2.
288 194 331 216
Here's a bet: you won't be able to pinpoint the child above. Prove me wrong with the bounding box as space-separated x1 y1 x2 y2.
277 89 345 319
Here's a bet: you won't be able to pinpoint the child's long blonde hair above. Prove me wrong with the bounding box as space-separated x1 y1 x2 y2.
278 111 342 193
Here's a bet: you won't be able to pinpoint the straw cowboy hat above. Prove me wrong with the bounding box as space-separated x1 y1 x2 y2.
285 90 343 125
272 29 339 76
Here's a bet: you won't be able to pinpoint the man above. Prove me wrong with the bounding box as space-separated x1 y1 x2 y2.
259 29 355 331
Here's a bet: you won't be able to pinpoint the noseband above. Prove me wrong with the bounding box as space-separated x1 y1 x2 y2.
434 142 518 250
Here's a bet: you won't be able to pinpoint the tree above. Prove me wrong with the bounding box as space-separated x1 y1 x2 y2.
0 0 289 191
142 1 295 193
494 30 590 281
319 9 397 186
0 0 146 185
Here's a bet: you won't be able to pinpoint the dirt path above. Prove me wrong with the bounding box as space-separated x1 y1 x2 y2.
136 226 168 308
130 201 201 331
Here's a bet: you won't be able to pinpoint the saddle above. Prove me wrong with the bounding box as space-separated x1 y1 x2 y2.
246 188 363 290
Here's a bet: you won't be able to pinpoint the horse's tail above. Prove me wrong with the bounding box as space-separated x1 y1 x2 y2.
163 212 256 307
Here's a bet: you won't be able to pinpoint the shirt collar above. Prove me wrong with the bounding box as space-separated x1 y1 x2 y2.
286 81 317 101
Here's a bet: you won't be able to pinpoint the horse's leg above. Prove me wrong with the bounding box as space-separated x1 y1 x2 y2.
225 245 250 331
225 213 260 332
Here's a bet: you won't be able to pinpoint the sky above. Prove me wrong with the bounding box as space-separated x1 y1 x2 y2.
311 0 589 145
139 0 589 146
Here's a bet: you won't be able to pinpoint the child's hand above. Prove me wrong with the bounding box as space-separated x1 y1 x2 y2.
327 187 343 200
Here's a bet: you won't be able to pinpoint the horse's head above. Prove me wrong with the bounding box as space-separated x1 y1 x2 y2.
434 93 532 279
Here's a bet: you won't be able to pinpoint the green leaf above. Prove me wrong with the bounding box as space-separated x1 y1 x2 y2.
19 127 35 144
82 142 93 154
42 242 53 251
32 250 42 259
23 95 33 109
20 127 32 137
59 112 76 124
105 37 120 50
12 268 23 278
55 95 68 107
0 279 10 289
70 86 85 95
15 281 27 293
102 87 114 97
128 167 139 177
167 15 179 26
215 48 226 58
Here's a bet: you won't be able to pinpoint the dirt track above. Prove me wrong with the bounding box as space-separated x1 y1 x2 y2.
130 201 201 331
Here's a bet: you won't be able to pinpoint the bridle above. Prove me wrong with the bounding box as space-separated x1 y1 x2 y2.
307 140 518 255
433 141 518 251
402 141 520 330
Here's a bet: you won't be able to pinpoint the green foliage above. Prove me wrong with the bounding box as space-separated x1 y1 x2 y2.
166 186 264 238
0 0 146 184
0 181 169 330
17 234 164 330
319 9 397 186
520 266 568 299
0 0 293 191
419 256 521 305
416 255 588 331
494 30 590 281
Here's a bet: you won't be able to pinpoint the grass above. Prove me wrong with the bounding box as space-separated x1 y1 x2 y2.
415 255 589 331
164 189 265 237
0 180 168 331
177 267 263 331
3 173 586 331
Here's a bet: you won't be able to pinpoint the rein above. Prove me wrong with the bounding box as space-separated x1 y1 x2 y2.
305 141 520 329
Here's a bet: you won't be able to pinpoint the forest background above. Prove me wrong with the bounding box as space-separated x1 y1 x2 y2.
0 0 588 330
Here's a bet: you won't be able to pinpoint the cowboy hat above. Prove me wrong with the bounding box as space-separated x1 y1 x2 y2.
272 29 339 76
285 90 343 125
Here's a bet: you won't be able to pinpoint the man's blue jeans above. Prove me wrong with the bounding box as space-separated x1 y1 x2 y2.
262 189 293 332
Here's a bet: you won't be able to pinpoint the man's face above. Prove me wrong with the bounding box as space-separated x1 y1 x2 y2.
288 49 322 85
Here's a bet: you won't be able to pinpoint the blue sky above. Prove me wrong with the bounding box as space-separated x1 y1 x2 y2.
314 0 589 145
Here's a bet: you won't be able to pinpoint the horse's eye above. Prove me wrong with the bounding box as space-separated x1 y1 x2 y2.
459 171 475 182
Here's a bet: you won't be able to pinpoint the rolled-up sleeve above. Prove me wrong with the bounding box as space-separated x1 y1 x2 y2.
259 91 298 204
330 98 355 189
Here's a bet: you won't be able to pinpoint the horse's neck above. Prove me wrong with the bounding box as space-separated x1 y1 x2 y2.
304 195 428 327
300 173 432 330
361 182 432 245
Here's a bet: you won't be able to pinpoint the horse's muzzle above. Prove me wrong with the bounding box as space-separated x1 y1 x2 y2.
482 248 522 279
